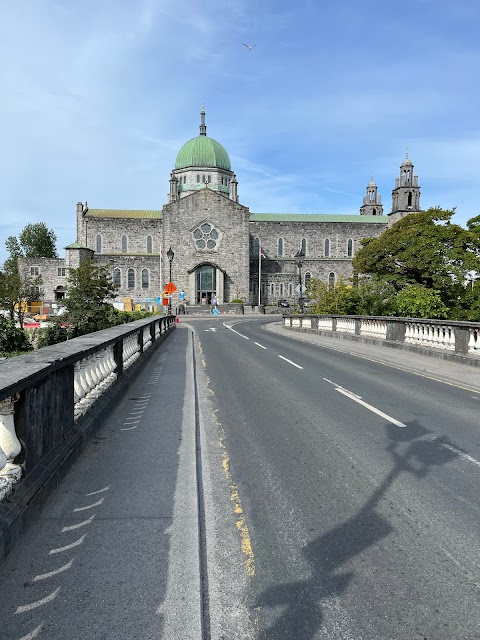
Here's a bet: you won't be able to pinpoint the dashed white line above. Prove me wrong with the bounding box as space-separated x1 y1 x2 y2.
254 342 267 349
223 322 249 339
49 535 86 555
15 588 60 614
73 498 104 512
335 388 406 428
86 486 110 496
33 559 74 581
61 515 95 532
278 355 303 369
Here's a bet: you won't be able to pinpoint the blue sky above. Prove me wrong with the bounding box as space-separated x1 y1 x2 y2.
1 0 479 263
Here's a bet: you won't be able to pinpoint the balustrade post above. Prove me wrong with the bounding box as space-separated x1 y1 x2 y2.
455 327 469 354
354 319 361 335
0 393 22 497
386 321 406 343
332 317 337 332
114 338 124 378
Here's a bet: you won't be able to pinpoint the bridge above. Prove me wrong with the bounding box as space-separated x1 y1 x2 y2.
1 313 479 639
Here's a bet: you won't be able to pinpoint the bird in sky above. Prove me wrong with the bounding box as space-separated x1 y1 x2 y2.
243 43 256 51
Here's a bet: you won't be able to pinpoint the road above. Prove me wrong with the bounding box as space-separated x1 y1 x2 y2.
194 316 480 639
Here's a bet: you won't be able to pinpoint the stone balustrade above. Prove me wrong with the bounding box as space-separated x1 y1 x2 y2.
282 314 480 363
0 315 175 522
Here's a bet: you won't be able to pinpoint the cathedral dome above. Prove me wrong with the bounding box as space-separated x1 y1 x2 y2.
175 136 231 171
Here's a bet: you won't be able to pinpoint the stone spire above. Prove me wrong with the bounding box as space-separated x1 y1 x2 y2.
388 151 421 226
360 177 383 216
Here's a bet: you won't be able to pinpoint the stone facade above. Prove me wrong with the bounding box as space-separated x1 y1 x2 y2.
21 113 421 309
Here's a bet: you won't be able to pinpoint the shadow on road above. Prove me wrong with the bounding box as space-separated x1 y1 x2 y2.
254 420 459 639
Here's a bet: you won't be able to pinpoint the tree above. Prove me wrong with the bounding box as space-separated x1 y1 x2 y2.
0 257 43 327
6 222 58 258
63 261 118 336
352 208 480 292
391 284 449 319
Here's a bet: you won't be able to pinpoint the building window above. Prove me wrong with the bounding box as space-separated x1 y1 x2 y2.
147 235 153 254
141 269 149 289
192 222 220 251
183 176 186 184
253 237 260 256
280 283 284 295
301 238 307 256
203 174 205 183
197 175 200 183
96 234 102 254
288 283 293 296
208 175 211 183
122 235 128 253
270 283 274 296
304 272 311 287
324 238 330 257
34 286 40 296
57 267 66 277
277 238 283 257
347 239 353 257
30 266 40 276
113 268 121 287
127 268 135 289
328 272 335 290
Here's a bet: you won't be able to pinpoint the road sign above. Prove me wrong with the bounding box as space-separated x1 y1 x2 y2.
179 290 185 299
165 282 177 294
162 298 169 306
295 284 306 294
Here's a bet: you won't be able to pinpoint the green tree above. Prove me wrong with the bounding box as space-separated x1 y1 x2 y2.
0 316 32 355
352 208 480 292
391 284 449 319
63 261 117 336
6 222 58 258
306 277 361 315
0 257 43 327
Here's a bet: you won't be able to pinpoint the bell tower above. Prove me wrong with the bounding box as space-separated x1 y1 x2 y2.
360 178 383 216
389 150 421 226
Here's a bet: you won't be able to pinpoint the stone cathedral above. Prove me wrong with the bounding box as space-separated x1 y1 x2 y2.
23 109 421 309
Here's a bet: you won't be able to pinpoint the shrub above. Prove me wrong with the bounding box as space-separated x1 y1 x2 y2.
0 316 32 354
230 299 244 304
37 324 72 348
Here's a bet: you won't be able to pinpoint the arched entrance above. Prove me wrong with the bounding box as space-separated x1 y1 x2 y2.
195 264 217 305
55 286 65 301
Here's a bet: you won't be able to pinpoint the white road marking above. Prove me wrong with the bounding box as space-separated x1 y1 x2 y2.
121 425 138 431
86 486 110 496
223 322 249 339
278 355 304 369
18 623 44 639
73 498 104 512
204 328 217 331
15 588 60 614
49 535 86 554
413 434 480 469
33 559 74 581
254 342 267 349
62 514 95 532
335 388 406 428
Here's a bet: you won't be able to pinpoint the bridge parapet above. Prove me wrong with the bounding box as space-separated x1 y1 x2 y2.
0 315 175 562
283 314 480 363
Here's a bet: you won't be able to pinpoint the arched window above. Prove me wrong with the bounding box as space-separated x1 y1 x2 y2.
301 238 307 256
347 239 353 257
304 272 311 287
122 235 128 253
277 238 283 257
141 269 149 289
288 283 293 296
208 175 211 183
127 268 135 289
324 238 330 257
372 208 377 215
280 283 284 295
407 192 413 207
96 234 102 254
270 283 274 296
146 235 153 254
328 272 335 290
253 237 260 256
113 268 121 287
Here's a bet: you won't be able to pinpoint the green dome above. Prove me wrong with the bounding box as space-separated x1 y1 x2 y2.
175 136 231 171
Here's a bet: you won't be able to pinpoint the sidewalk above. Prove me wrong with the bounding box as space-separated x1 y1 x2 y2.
266 322 480 395
0 326 201 640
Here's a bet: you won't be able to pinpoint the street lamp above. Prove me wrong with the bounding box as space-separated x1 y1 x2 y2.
295 249 305 314
167 246 174 314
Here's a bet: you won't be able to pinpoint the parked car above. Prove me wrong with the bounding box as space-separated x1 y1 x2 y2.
277 299 290 308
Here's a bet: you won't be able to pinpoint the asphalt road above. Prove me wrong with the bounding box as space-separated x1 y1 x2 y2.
192 316 480 639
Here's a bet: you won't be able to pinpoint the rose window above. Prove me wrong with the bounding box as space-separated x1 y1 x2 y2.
192 222 221 251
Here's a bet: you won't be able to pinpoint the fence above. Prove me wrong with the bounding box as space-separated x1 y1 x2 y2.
283 314 480 360
0 315 175 563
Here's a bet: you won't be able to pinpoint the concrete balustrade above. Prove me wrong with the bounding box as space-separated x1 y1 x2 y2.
0 314 175 563
283 314 480 364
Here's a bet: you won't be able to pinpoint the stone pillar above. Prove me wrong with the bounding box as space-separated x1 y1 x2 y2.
217 268 224 303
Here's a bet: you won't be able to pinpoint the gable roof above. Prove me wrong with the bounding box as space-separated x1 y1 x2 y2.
249 213 387 223
85 209 162 219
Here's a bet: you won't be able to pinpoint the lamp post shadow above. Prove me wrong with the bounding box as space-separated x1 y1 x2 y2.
254 420 460 639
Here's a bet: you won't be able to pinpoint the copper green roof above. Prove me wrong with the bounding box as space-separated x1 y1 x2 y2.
86 209 162 219
175 136 231 171
249 214 387 223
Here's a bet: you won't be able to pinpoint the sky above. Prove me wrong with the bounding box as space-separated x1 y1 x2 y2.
1 0 479 263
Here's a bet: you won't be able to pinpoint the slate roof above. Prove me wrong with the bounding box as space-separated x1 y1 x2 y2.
249 213 387 223
86 209 162 219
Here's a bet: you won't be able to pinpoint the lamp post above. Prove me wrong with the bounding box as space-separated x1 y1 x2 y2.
296 250 304 314
167 246 174 314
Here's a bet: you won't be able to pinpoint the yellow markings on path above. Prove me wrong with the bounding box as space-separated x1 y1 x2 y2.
216 410 256 577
